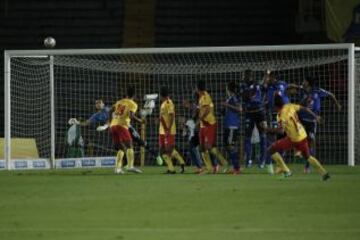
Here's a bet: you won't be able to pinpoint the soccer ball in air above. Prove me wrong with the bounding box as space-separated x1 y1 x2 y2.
44 37 56 48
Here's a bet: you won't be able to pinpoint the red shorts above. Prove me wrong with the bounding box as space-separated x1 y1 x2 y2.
110 125 132 144
159 134 175 148
271 137 310 157
199 123 217 146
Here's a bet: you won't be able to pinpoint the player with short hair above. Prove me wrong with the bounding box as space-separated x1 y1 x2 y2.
239 69 267 168
266 95 330 181
263 71 289 174
196 80 228 174
288 76 341 173
159 86 185 174
221 81 242 174
110 86 143 174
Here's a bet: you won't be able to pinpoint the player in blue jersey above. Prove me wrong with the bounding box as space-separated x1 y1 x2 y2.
222 81 242 174
263 71 290 174
239 69 267 168
288 76 341 173
78 99 111 127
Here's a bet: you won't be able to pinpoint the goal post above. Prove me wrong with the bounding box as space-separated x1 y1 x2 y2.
355 47 360 166
3 43 357 170
4 51 11 170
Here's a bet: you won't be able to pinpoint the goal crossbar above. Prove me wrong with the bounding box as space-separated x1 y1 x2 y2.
5 43 354 57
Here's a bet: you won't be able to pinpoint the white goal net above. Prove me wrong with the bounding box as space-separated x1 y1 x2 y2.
3 44 357 169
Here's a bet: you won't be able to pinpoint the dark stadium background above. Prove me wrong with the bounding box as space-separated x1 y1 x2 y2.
0 0 331 134
0 0 355 160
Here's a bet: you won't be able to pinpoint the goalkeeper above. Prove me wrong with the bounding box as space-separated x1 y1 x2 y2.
70 99 161 162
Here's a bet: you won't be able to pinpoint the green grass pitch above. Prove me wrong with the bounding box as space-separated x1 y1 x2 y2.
0 165 359 240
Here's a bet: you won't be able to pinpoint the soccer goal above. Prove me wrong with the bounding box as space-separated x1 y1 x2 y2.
3 43 357 170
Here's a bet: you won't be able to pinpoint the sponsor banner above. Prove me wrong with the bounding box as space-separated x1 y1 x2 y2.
101 158 116 167
0 160 5 169
56 157 116 169
0 157 115 170
0 159 50 170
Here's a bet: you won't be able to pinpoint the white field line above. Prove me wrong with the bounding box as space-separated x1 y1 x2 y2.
0 228 359 233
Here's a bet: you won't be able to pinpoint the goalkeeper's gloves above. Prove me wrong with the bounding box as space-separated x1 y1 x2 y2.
96 123 109 131
68 118 80 125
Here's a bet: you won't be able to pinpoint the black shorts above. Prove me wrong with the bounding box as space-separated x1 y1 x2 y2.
245 110 266 124
223 127 240 146
301 120 317 140
244 110 266 136
190 131 200 147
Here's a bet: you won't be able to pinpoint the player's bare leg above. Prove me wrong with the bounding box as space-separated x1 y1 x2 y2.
199 144 213 173
124 141 142 174
203 143 223 174
115 143 126 174
268 146 292 178
303 151 330 181
171 148 185 173
304 137 315 174
161 146 176 174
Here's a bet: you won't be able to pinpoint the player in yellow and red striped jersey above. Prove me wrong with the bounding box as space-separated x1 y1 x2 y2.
196 80 228 173
266 95 330 181
110 86 144 174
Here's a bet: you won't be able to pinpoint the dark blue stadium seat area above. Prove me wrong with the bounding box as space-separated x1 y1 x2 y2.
0 0 300 136
155 0 298 47
0 0 124 49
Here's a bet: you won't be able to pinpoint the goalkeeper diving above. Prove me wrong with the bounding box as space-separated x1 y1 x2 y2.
68 98 162 165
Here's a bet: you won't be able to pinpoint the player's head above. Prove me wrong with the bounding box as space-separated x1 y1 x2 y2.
95 99 105 110
274 94 285 111
126 85 135 99
160 86 169 100
243 69 253 83
196 80 206 92
269 71 277 84
226 81 238 95
303 76 317 89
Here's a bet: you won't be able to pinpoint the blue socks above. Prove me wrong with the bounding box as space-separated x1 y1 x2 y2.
259 134 267 165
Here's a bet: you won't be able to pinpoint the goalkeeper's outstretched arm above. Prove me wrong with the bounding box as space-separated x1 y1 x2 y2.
327 91 342 111
79 120 91 127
